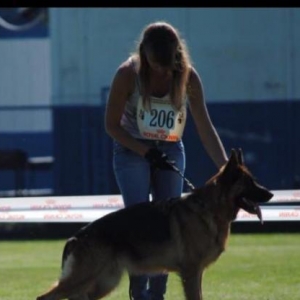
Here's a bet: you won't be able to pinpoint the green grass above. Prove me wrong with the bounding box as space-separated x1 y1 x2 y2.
1 234 300 300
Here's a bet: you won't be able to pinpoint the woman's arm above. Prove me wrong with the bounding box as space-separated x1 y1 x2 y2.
105 59 150 156
187 67 228 169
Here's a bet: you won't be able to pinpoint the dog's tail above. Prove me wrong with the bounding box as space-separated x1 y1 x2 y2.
35 241 74 300
61 237 78 268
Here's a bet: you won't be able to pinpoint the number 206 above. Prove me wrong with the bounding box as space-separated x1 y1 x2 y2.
150 109 174 129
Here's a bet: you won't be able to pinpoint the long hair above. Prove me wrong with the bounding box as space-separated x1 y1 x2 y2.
132 21 192 111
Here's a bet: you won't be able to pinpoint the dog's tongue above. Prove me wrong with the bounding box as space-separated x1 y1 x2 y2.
254 204 263 225
239 198 263 224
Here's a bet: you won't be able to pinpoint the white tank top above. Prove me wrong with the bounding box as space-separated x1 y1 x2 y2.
120 58 187 141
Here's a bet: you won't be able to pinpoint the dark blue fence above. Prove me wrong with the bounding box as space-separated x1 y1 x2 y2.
52 106 117 196
0 100 299 195
0 133 53 194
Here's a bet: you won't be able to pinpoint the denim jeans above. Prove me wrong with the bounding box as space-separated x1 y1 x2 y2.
113 139 185 300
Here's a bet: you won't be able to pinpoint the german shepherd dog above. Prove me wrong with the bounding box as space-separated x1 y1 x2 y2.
36 149 273 300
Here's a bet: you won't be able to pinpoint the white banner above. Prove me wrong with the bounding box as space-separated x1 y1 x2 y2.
0 190 299 223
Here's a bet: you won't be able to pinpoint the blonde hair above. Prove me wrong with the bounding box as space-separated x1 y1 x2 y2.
132 21 192 111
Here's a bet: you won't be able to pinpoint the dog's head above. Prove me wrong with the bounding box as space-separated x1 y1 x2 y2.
209 148 273 223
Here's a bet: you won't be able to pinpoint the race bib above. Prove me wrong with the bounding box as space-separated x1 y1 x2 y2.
137 96 186 141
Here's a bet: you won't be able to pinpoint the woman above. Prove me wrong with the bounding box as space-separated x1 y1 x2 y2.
105 21 228 300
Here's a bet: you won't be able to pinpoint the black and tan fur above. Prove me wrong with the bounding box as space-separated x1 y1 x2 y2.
36 149 273 300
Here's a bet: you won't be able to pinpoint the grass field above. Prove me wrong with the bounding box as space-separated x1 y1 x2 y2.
1 233 300 300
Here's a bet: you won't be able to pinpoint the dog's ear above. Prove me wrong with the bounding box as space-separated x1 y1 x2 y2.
228 149 239 166
219 149 239 182
237 148 244 165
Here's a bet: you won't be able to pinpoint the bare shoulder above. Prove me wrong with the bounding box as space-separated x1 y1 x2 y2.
188 66 202 87
115 57 135 81
187 66 204 99
108 58 136 103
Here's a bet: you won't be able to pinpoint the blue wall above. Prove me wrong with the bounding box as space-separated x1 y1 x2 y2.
52 106 117 196
50 100 300 195
1 100 299 195
184 101 299 190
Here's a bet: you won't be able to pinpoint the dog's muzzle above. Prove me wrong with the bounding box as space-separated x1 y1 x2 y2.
237 189 273 224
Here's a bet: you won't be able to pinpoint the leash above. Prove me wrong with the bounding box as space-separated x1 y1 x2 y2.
169 164 196 191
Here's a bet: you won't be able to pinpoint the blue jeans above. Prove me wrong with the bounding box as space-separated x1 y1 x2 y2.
113 139 185 300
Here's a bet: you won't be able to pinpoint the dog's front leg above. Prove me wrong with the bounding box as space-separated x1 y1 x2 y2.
179 267 203 300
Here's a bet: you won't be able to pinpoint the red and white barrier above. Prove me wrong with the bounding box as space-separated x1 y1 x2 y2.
0 190 299 223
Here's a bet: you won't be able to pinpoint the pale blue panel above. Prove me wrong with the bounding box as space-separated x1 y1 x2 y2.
84 7 188 104
50 8 87 104
49 8 300 105
50 8 189 105
187 8 291 102
0 39 50 106
289 8 300 99
0 109 52 132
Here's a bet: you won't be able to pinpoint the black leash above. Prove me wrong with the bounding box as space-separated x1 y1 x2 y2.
169 164 195 191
